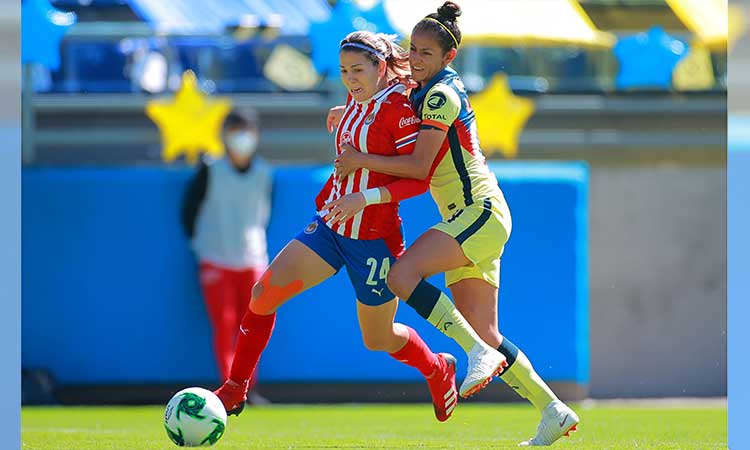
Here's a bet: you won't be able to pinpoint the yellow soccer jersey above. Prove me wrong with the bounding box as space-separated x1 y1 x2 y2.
411 67 504 219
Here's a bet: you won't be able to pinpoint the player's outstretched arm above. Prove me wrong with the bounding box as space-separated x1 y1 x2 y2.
335 128 446 180
322 177 428 226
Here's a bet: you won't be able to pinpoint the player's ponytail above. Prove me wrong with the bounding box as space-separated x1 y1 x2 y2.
375 33 410 82
414 1 463 53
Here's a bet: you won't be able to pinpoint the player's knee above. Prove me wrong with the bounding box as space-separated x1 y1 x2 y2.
361 332 394 352
386 263 417 298
250 281 264 302
249 283 275 315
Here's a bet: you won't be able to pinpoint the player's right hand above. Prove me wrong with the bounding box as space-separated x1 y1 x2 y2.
321 192 366 225
327 105 346 133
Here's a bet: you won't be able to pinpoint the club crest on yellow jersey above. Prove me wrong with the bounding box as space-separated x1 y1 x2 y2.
427 92 447 109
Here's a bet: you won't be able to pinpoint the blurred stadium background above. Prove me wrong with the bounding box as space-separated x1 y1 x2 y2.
20 0 728 409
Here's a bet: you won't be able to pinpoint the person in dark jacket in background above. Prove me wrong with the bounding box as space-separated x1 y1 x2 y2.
182 109 272 405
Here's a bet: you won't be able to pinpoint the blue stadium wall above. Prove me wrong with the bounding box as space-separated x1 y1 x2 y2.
22 162 588 388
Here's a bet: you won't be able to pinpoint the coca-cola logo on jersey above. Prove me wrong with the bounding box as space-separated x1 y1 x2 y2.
399 116 420 128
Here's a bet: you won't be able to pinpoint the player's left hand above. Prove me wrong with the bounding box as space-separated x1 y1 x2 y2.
321 192 366 225
335 144 362 178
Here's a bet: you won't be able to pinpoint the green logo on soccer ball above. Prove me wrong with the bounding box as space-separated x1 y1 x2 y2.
176 393 206 420
201 419 226 445
164 424 185 446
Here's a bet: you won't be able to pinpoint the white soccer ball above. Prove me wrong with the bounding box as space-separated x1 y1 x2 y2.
164 387 228 447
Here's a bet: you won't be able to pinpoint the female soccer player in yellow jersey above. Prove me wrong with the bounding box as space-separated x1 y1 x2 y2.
324 2 579 446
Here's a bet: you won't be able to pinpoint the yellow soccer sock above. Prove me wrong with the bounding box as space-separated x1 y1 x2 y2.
406 279 485 354
498 338 558 412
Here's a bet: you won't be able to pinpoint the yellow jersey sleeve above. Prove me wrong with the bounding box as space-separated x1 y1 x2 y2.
420 83 461 132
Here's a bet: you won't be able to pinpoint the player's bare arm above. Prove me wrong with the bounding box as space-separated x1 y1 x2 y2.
335 128 446 179
326 105 346 133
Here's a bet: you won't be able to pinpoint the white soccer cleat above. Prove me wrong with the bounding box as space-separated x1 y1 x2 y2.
519 400 580 446
458 342 508 398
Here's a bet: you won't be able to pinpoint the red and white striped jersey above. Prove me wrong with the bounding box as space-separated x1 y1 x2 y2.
315 83 420 256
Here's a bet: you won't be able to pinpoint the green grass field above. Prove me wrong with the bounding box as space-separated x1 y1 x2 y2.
22 403 727 450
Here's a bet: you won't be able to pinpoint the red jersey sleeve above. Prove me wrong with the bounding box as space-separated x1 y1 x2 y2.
385 177 429 202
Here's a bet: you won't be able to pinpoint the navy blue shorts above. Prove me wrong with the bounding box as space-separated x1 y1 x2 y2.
294 216 398 306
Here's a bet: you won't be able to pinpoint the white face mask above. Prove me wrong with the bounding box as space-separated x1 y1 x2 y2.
226 130 258 157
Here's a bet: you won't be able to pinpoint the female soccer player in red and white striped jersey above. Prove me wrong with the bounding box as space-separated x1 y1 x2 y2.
213 30 505 423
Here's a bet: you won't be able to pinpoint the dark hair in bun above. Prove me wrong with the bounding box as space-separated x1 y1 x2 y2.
437 1 461 21
413 1 463 53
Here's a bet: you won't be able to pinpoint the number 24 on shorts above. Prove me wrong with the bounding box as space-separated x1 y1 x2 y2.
365 257 390 286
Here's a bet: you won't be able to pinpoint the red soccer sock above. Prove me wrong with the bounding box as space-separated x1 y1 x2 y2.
388 326 440 377
228 309 276 384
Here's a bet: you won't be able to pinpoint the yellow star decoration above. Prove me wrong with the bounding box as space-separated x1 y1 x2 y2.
470 74 535 159
146 70 232 164
672 43 715 91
